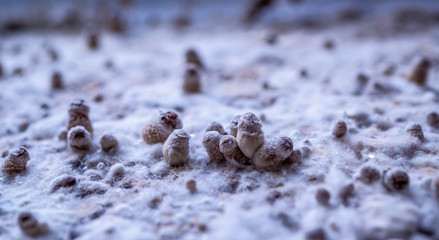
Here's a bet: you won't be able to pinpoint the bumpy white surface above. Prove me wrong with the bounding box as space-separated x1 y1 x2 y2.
1 1 439 240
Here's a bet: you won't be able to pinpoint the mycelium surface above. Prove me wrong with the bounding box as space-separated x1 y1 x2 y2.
1 1 439 239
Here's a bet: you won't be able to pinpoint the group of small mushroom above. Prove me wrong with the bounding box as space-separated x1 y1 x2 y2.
203 113 300 169
63 99 119 154
1 99 118 175
141 110 300 169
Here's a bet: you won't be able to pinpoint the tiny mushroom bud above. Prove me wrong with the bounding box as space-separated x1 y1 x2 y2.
285 149 302 165
353 73 369 95
332 120 347 138
50 174 76 193
47 47 58 62
357 165 380 184
51 71 64 90
163 129 190 167
306 228 327 240
87 31 99 50
406 122 425 142
106 163 125 183
252 136 293 169
185 48 204 69
183 64 201 94
68 126 92 152
229 115 241 137
427 112 439 129
186 179 197 194
76 181 109 198
383 169 410 192
67 99 93 134
205 121 227 135
202 131 224 163
2 147 30 174
219 135 251 168
409 58 430 85
18 212 49 237
236 112 264 158
315 188 330 206
57 128 68 141
300 146 312 159
100 132 119 153
339 183 355 206
142 111 183 144
323 39 335 50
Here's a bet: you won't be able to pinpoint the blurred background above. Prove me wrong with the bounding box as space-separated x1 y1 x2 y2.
0 0 439 35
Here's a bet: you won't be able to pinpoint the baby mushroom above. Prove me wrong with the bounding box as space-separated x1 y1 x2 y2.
356 165 380 184
142 111 183 144
284 149 302 166
100 132 119 153
338 183 355 206
50 174 76 193
315 188 330 206
185 48 204 69
67 99 93 134
219 135 251 168
2 147 30 174
183 64 201 94
202 131 224 163
306 228 327 240
106 164 125 184
186 179 197 194
332 120 347 138
408 58 430 85
427 112 439 129
163 129 190 167
405 122 425 142
51 71 64 90
87 31 100 50
18 212 49 237
252 136 293 168
68 126 92 152
383 169 410 192
229 115 241 137
236 113 265 158
205 121 227 135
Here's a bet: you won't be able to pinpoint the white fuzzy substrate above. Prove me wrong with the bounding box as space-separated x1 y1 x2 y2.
1 1 439 240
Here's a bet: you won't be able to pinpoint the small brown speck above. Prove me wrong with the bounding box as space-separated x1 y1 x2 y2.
306 228 327 240
13 67 24 76
47 48 59 62
87 32 99 50
427 112 439 129
266 190 282 204
409 58 430 86
332 120 347 138
315 188 330 206
94 94 104 103
383 64 396 76
323 40 335 50
300 69 308 78
51 71 64 90
186 179 197 194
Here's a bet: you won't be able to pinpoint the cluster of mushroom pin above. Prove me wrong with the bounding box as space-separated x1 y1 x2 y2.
203 112 295 169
